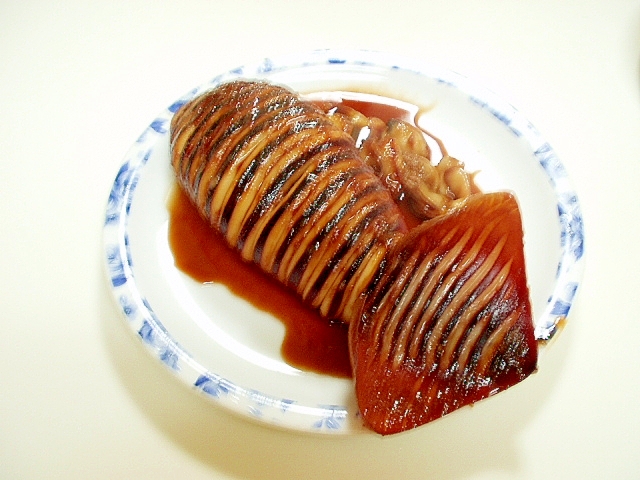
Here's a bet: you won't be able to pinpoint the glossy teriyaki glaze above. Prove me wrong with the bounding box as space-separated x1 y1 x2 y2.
166 94 417 379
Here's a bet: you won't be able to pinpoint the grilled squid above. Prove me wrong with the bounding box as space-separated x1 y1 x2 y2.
170 80 407 323
351 191 536 433
314 100 480 220
170 80 538 435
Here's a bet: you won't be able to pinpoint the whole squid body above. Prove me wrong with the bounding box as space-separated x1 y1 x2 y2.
170 80 538 435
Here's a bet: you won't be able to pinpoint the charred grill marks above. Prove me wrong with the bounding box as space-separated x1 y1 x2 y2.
171 79 407 322
169 80 537 435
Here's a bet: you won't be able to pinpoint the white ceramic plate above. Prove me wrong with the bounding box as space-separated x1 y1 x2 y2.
103 49 584 434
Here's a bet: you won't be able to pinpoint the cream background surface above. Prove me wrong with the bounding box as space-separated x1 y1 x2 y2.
1 1 639 478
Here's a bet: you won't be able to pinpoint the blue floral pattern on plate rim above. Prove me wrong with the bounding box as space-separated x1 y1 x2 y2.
103 49 584 434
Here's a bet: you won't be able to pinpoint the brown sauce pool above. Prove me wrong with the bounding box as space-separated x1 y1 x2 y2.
167 95 418 379
168 186 352 378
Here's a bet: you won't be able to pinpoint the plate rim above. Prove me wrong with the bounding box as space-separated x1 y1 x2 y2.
103 48 585 434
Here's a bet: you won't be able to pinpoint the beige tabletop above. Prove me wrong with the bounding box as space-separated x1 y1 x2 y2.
2 1 640 478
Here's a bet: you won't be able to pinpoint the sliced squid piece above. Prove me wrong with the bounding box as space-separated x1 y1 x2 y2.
350 192 537 434
170 80 407 321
